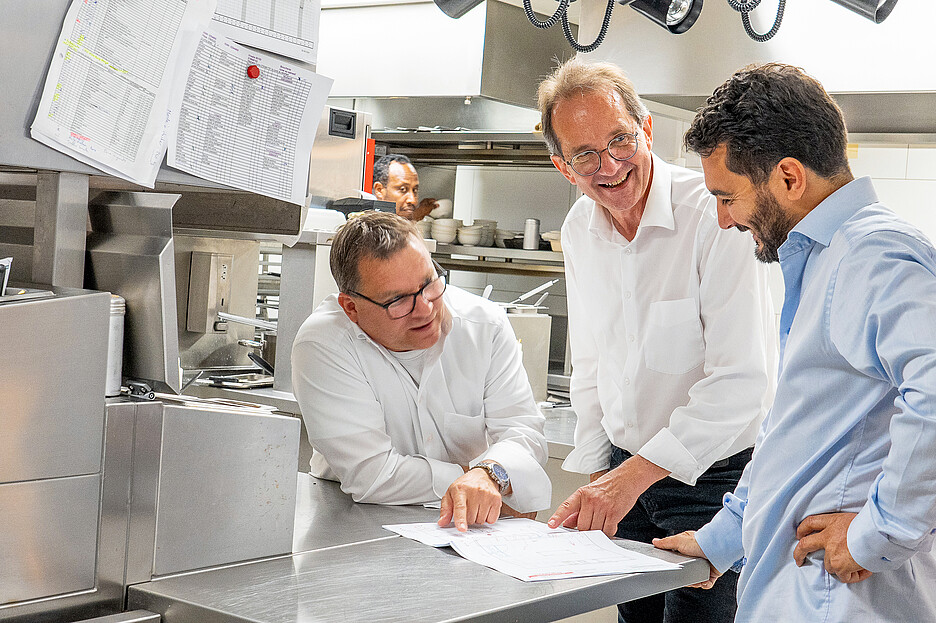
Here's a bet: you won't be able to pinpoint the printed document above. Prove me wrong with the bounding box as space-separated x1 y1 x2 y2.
212 0 321 63
168 28 332 205
383 517 560 548
384 519 681 582
31 0 216 186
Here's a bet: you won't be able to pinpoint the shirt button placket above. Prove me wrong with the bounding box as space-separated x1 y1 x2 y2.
620 245 638 443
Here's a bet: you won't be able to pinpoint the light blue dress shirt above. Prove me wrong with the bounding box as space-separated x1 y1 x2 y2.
695 177 936 622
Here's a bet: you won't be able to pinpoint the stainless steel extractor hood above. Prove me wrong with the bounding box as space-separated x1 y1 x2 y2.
318 1 575 111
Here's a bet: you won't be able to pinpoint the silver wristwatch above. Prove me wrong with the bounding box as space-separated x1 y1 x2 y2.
475 460 510 494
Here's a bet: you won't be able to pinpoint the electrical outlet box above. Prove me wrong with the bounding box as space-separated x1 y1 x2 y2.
186 252 233 333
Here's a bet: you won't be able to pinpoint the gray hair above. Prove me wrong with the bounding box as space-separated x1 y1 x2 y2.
330 211 420 293
537 57 649 158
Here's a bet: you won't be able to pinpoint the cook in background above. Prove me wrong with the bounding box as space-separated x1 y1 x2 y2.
291 212 551 530
372 154 438 221
537 57 777 623
655 62 936 622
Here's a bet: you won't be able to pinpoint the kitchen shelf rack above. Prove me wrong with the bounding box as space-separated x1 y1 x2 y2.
431 243 564 276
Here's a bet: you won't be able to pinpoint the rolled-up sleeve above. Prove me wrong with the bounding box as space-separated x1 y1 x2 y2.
695 457 754 573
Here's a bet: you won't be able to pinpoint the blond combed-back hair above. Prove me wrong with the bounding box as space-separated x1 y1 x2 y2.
537 57 649 158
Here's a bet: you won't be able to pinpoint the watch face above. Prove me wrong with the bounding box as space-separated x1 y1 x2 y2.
490 462 509 483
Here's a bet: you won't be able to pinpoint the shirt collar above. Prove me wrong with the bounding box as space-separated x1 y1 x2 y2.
586 153 674 242
781 176 879 253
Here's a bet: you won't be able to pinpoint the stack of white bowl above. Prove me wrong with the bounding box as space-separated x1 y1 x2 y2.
457 224 483 246
431 218 462 243
472 219 497 247
415 216 433 238
494 229 516 248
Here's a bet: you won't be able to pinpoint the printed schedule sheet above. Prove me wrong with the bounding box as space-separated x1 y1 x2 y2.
168 29 331 205
31 0 216 186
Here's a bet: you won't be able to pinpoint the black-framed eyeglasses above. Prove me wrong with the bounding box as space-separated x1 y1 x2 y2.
565 132 640 177
349 260 448 319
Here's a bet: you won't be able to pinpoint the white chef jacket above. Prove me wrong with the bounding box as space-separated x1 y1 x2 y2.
561 154 777 485
291 285 551 512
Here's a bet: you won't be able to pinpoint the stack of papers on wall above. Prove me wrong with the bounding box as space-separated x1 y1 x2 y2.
383 519 681 582
31 0 331 205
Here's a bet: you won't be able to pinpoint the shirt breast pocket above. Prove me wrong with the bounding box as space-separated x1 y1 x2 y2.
644 298 705 375
442 410 487 461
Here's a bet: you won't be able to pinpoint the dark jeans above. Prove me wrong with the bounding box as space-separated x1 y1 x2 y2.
610 445 752 623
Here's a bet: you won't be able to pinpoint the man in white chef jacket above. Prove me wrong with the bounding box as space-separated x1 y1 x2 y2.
536 58 777 622
291 211 551 530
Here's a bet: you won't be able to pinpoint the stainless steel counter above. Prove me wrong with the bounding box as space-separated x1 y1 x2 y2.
128 474 708 623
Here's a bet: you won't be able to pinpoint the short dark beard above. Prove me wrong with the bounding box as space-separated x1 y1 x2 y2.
747 187 798 263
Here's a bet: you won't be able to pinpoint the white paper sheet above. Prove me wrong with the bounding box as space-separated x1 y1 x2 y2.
167 28 332 205
383 518 562 548
31 0 216 187
450 530 681 582
212 0 321 63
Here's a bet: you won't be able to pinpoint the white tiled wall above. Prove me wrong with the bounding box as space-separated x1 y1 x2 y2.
847 143 936 242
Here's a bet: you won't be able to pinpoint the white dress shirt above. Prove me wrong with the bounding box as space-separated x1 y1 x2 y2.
561 154 777 484
291 285 551 512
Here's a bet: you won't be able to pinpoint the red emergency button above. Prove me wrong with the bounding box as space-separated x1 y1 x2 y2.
247 65 260 79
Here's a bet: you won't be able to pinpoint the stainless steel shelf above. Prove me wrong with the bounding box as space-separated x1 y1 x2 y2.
433 243 564 276
372 131 552 167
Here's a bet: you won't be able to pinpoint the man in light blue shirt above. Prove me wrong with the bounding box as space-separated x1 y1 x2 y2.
655 63 936 621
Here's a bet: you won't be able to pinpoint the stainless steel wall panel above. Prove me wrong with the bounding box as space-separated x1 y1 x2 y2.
98 401 138 599
86 193 182 394
151 405 299 575
32 171 89 288
125 402 164 586
0 289 109 483
306 106 369 210
0 475 100 605
172 236 259 371
273 240 323 393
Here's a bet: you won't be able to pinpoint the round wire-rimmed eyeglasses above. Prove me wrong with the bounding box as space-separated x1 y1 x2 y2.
564 132 641 177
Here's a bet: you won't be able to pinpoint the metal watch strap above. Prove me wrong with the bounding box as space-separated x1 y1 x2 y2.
475 460 509 494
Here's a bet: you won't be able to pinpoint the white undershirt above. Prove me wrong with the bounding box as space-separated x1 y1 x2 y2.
388 347 429 386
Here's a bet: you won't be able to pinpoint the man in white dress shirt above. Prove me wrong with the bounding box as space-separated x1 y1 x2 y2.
291 211 551 531
537 57 777 622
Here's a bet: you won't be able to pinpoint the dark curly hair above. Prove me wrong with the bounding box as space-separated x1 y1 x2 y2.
685 63 851 185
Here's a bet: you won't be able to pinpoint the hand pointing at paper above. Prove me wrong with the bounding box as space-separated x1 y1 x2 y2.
547 455 669 536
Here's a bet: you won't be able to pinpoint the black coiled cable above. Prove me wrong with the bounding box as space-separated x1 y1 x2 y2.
729 0 785 42
726 0 761 10
562 0 616 53
522 0 616 54
523 0 569 29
